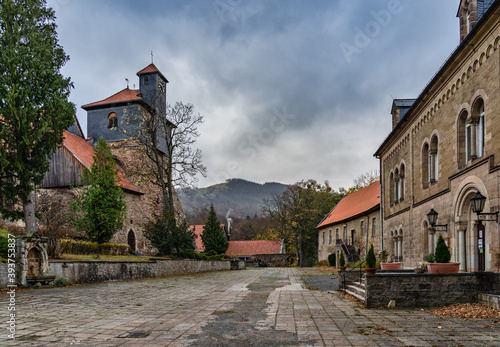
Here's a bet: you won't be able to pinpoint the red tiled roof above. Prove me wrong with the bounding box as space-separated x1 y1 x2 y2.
190 224 226 252
62 131 143 194
225 240 282 257
81 88 142 109
136 63 168 82
316 181 380 229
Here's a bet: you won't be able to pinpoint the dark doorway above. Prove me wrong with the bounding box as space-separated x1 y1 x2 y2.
128 230 136 252
477 222 485 272
27 248 42 276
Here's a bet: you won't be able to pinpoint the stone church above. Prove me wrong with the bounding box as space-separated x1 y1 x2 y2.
40 64 185 254
375 0 500 271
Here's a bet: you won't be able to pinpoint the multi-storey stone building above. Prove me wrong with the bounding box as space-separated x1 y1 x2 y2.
375 0 500 271
316 182 380 265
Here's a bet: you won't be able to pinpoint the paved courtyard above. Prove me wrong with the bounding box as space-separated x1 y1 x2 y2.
1 267 500 346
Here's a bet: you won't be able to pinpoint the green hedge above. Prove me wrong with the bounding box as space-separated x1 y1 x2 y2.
60 239 129 256
174 250 223 261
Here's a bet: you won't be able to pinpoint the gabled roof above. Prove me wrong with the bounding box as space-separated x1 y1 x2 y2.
316 181 380 229
81 88 143 110
190 224 226 252
62 131 143 194
136 63 168 82
393 99 416 108
225 240 282 257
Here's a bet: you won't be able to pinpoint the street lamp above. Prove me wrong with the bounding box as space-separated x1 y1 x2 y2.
426 208 448 232
470 191 498 222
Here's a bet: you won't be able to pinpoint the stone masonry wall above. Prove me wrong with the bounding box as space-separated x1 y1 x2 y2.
365 272 500 308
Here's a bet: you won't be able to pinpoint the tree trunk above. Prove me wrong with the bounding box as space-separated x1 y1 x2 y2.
24 190 37 236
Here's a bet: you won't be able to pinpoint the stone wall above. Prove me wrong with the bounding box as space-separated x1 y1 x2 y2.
248 254 290 267
365 272 500 308
0 259 245 288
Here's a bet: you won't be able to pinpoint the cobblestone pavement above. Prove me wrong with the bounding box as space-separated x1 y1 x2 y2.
1 267 500 346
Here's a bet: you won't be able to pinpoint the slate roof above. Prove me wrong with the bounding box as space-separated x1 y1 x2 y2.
393 99 416 108
316 181 380 229
81 88 143 110
225 240 282 257
62 131 143 194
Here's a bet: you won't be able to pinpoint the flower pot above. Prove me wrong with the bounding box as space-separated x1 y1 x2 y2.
364 267 377 275
426 262 460 274
339 266 347 271
380 262 401 270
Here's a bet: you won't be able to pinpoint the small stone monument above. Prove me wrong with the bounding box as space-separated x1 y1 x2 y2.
16 233 54 286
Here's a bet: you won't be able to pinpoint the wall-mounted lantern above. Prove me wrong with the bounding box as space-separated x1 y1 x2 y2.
471 191 498 223
426 208 448 232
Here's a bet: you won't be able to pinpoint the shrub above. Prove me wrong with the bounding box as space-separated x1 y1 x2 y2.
339 250 346 267
0 230 9 259
60 239 129 255
434 235 451 263
424 254 435 262
378 250 389 263
365 244 376 268
327 253 336 267
318 260 329 266
347 260 364 268
54 277 71 287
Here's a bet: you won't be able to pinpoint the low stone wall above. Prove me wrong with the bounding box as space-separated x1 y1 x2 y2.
248 254 290 267
365 272 500 308
0 259 245 288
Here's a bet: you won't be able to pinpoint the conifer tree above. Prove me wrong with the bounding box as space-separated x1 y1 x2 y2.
70 138 126 244
201 204 229 254
0 0 75 234
435 235 451 263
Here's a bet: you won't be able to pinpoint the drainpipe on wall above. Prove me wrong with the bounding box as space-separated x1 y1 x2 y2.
379 159 384 251
366 215 369 257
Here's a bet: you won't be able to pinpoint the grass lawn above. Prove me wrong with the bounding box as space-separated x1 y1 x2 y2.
54 254 154 262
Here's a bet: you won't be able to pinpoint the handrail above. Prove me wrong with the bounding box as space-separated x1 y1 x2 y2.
341 260 366 291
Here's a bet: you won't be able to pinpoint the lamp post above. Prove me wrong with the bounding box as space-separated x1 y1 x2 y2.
470 191 498 272
426 208 448 232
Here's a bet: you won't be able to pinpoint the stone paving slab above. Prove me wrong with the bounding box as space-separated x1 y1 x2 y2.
0 268 499 346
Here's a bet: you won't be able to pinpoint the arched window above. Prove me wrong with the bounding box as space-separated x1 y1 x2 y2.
473 99 485 158
430 136 439 182
400 164 406 200
422 142 429 187
108 112 118 129
389 171 395 205
458 110 468 167
394 168 400 203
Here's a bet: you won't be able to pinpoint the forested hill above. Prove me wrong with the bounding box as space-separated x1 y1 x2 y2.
178 179 288 220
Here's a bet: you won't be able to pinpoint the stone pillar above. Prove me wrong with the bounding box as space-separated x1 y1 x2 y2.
429 151 436 182
458 229 466 272
394 238 398 260
398 237 403 260
428 231 434 254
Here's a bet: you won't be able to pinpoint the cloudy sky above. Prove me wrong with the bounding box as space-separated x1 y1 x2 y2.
46 0 459 190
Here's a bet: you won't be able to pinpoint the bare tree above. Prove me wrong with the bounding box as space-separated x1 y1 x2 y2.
122 98 206 216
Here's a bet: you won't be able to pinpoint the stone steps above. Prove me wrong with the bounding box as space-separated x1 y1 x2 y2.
343 280 366 304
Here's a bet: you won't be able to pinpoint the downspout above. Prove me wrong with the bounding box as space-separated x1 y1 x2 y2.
379 158 384 251
365 214 369 257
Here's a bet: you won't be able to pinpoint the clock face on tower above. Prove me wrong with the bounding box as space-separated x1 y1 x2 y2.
158 79 166 93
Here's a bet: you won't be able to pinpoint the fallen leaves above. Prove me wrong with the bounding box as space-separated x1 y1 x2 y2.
428 303 500 319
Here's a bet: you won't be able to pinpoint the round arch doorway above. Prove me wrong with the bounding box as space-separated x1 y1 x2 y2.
127 230 136 252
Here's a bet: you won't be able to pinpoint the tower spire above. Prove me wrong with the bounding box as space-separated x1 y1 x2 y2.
151 50 154 64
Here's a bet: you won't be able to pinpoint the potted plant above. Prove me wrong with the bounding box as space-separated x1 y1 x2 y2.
379 249 401 270
426 235 460 273
338 250 347 271
424 254 435 263
364 244 377 274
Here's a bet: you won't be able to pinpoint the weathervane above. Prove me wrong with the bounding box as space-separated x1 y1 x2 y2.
151 50 154 64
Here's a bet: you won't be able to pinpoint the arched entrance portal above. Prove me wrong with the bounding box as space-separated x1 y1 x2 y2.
127 230 136 252
453 178 490 272
27 247 42 276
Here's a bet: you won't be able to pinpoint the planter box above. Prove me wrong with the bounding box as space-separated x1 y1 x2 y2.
380 262 401 270
427 262 460 273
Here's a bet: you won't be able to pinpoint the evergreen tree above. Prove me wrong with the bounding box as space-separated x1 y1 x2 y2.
365 244 376 268
435 235 451 263
70 138 126 244
202 204 229 254
144 211 195 255
0 0 75 234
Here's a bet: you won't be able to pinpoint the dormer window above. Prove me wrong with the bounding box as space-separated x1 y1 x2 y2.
108 112 118 129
